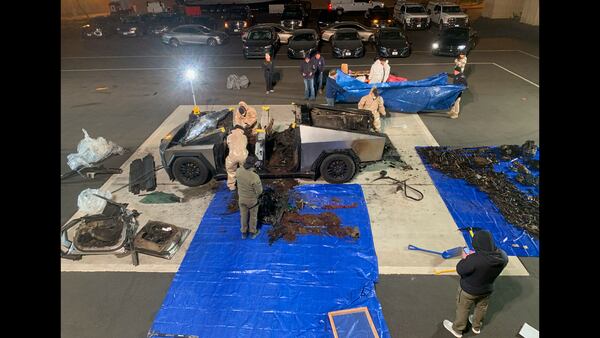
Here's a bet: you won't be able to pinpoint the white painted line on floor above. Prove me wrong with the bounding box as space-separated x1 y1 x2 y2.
411 113 440 146
517 50 539 59
492 62 539 88
61 62 496 72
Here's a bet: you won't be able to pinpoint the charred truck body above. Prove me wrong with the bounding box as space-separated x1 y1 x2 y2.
159 105 392 187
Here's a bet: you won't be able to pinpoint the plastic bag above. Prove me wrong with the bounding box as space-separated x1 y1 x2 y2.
66 129 125 170
239 75 249 88
77 188 112 215
226 74 240 90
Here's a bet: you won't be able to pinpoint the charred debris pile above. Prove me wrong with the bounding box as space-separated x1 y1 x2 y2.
227 179 360 245
416 141 539 237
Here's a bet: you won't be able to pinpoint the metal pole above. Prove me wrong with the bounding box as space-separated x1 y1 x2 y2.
189 80 197 106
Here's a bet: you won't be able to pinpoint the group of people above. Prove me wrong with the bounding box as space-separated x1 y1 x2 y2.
225 101 263 240
300 52 326 100
227 50 505 337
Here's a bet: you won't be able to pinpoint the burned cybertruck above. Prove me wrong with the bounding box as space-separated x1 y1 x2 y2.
160 104 398 187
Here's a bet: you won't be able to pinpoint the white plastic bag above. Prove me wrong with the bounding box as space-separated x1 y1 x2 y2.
77 188 112 215
66 129 125 170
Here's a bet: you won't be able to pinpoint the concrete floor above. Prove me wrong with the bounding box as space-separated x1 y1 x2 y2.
61 12 539 338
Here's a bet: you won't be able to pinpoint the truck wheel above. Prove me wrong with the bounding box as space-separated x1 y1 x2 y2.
172 157 210 187
319 153 356 183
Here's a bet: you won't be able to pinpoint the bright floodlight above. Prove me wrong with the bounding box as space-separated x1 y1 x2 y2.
185 69 197 81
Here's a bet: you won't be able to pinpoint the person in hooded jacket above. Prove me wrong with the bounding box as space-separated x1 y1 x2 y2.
358 87 387 132
368 57 391 84
443 230 509 337
225 125 249 191
234 101 258 131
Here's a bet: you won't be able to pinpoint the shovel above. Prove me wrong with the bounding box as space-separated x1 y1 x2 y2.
408 244 464 259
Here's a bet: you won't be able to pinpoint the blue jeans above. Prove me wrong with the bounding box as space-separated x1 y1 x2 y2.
326 97 335 106
304 78 315 100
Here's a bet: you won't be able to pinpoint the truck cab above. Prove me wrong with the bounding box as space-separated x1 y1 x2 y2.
394 2 430 30
426 1 469 30
330 0 385 15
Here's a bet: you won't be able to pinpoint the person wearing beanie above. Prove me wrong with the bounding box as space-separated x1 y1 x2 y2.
236 155 263 239
448 66 468 119
443 230 509 337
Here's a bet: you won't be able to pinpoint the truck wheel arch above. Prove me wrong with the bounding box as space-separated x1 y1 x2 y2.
312 149 361 183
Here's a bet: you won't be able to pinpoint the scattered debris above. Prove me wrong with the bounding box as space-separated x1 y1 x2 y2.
66 129 125 171
323 202 358 209
269 211 359 244
140 191 181 204
417 141 539 237
129 154 157 195
372 170 424 201
133 221 190 259
77 188 112 214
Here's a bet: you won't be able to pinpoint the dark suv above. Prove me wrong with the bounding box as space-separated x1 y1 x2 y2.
223 6 254 34
280 4 307 29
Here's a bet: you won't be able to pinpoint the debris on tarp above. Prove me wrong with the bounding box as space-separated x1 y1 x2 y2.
269 211 360 244
66 129 125 170
416 141 539 237
140 191 181 204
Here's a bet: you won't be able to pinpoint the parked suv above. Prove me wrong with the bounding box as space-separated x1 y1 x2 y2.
426 2 468 30
281 4 307 29
243 26 280 58
223 6 254 34
394 2 430 30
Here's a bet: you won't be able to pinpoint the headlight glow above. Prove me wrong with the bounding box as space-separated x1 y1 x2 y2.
432 42 439 49
458 45 466 50
82 24 90 28
130 27 137 31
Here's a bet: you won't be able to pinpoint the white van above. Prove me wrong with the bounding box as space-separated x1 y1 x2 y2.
329 0 385 15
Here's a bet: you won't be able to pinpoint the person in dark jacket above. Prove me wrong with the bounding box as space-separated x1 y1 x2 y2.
443 230 509 337
325 70 344 106
300 56 316 100
448 66 468 119
311 52 326 95
262 53 275 94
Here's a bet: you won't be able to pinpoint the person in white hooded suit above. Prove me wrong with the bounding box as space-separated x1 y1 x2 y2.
368 57 391 84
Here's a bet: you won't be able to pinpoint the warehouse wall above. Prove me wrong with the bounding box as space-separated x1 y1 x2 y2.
520 0 538 26
482 0 523 19
61 0 177 18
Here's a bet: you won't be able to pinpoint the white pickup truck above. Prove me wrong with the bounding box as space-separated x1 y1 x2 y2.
394 2 430 30
426 1 469 30
330 0 385 15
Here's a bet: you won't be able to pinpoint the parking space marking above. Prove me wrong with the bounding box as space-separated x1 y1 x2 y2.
61 62 539 87
492 62 539 88
61 50 539 59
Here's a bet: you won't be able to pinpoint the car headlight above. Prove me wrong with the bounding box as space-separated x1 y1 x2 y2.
264 45 272 49
243 46 249 49
458 45 466 50
405 18 411 23
298 21 303 27
373 19 379 24
379 46 387 51
432 42 439 49
333 46 341 52
82 24 90 28
225 22 229 28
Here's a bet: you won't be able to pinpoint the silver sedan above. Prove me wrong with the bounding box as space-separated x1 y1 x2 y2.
320 21 377 42
161 25 229 47
242 23 294 44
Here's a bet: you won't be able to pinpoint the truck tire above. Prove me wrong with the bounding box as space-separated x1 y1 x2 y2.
319 153 356 183
172 157 211 187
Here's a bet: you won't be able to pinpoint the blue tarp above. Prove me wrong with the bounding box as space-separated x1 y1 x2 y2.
418 146 540 257
335 71 465 113
150 183 390 338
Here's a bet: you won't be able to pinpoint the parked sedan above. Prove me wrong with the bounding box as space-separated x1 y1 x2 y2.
243 26 280 59
161 25 229 47
431 27 478 56
116 15 147 37
320 21 376 43
375 28 411 58
81 16 119 39
242 24 293 45
287 29 320 59
331 28 364 58
142 13 185 36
